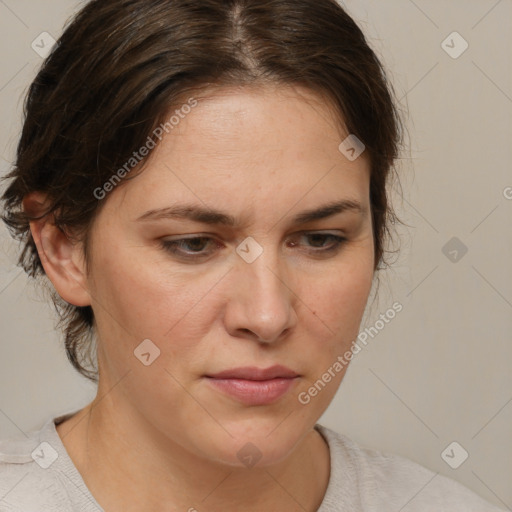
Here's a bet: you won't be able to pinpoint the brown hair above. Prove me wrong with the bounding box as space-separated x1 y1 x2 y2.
1 0 404 382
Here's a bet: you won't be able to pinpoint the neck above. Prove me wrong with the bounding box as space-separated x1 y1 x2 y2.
56 399 331 512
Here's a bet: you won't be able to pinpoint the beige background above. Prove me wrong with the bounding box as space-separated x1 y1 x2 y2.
0 0 511 508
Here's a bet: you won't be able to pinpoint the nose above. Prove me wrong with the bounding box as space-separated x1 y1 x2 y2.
223 244 298 344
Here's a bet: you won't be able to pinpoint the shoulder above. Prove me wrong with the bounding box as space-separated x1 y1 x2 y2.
316 424 506 512
0 418 77 511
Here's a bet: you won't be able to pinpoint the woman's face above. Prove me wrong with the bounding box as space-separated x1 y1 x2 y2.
85 84 374 466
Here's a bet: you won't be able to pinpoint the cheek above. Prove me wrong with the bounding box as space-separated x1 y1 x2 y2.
297 261 374 395
293 267 373 413
88 246 223 359
306 261 374 335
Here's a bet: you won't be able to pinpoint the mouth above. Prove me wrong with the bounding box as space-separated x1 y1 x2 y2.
204 365 300 406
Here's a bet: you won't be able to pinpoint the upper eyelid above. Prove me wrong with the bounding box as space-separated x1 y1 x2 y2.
163 230 346 241
161 232 346 252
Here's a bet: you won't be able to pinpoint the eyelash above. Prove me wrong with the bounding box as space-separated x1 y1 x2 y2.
160 232 347 260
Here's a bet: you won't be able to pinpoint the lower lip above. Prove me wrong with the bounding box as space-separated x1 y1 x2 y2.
205 377 299 405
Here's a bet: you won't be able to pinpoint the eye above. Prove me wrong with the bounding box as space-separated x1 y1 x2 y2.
161 236 219 259
291 232 347 254
160 232 347 262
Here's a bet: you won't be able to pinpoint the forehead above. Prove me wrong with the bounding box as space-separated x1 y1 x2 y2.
108 84 371 221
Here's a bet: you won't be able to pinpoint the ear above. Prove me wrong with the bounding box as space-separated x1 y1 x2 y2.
23 191 91 307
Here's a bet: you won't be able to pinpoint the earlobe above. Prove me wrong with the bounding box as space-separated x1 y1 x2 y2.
24 192 91 307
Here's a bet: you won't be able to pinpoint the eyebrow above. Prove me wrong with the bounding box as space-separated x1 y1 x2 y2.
136 199 366 226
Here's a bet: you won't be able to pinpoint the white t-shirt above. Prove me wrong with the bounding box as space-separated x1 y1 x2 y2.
0 410 505 511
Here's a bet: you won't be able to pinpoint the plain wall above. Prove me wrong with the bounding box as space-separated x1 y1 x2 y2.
0 0 510 508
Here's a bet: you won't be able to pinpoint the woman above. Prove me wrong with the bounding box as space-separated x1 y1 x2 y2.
0 0 505 510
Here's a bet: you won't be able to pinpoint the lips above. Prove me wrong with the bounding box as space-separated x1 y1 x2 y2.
205 365 299 380
204 365 300 405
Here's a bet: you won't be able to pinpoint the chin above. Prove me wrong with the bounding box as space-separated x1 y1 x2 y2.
207 436 301 469
200 419 308 469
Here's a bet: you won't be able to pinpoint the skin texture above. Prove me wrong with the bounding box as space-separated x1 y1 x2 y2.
25 84 375 511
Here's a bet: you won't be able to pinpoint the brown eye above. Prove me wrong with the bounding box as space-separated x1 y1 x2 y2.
161 237 218 259
293 232 347 254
